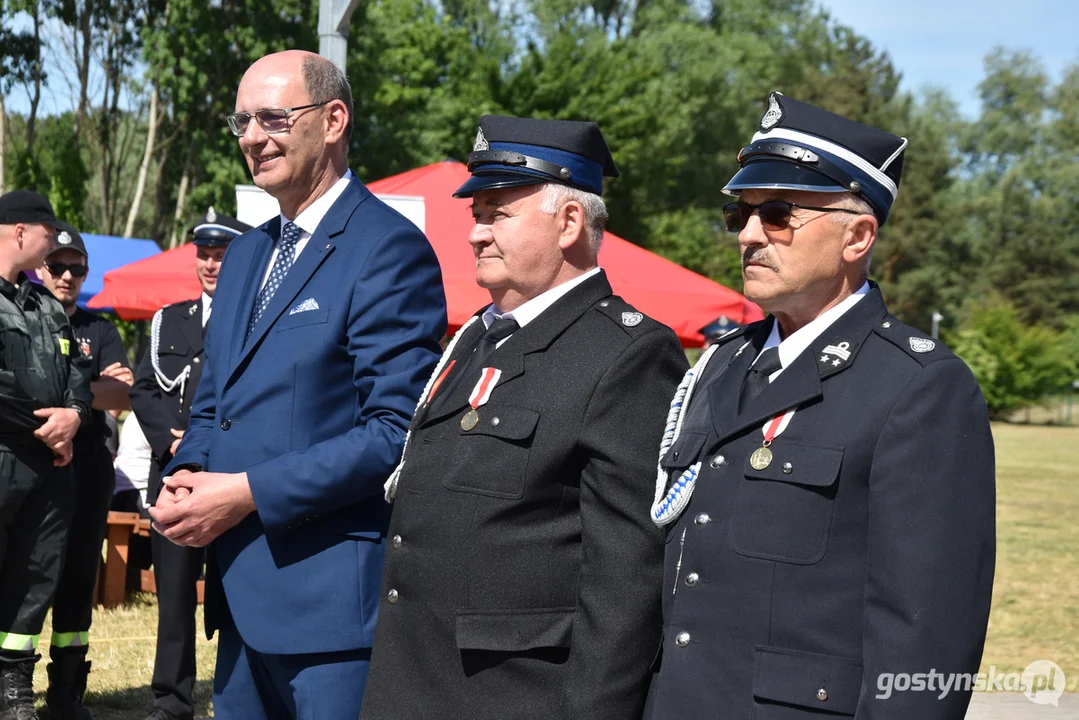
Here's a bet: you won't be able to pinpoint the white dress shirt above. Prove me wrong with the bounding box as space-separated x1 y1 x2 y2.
754 281 870 382
113 413 153 506
259 170 355 290
481 267 603 345
201 292 212 326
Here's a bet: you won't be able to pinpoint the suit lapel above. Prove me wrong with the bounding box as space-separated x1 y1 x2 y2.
422 271 614 426
228 218 278 374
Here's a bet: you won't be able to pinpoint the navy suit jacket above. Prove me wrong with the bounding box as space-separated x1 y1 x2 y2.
166 175 447 655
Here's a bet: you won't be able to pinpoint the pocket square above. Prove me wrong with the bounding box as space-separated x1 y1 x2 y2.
289 298 320 315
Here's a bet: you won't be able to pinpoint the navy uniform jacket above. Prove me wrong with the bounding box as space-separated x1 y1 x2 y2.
644 284 995 720
361 271 688 720
130 299 204 504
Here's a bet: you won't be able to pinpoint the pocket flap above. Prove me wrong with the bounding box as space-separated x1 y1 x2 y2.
455 608 574 651
753 645 863 715
276 304 329 330
460 403 539 441
660 430 708 470
744 439 844 487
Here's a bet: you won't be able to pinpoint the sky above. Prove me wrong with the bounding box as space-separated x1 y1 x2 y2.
817 0 1079 116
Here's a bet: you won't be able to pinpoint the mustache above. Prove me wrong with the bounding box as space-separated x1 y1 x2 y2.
742 247 777 272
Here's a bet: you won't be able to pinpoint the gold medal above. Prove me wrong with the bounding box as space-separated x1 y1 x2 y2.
750 445 773 470
461 408 480 431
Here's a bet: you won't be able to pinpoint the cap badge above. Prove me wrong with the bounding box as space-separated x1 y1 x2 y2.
909 337 935 353
206 206 217 223
473 127 490 152
622 311 643 327
760 92 784 131
57 231 72 245
819 341 851 368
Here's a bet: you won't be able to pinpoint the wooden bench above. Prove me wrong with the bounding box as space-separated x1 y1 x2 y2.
96 511 204 608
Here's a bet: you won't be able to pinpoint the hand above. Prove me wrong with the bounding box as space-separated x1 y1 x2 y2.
34 407 81 447
101 361 134 386
149 471 256 547
169 428 185 456
50 439 73 467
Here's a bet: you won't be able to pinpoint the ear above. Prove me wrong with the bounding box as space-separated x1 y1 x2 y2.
555 200 586 251
841 213 877 266
323 99 349 146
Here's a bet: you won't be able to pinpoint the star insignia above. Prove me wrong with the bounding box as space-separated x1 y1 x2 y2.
819 355 829 363
832 359 842 367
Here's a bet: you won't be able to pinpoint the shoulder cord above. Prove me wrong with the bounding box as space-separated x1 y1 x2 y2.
149 308 192 408
650 341 749 526
384 315 481 502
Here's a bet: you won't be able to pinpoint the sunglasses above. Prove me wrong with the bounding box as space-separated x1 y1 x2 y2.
722 200 860 233
46 262 88 278
226 102 328 136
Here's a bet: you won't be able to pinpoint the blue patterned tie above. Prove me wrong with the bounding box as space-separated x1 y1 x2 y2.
247 221 301 340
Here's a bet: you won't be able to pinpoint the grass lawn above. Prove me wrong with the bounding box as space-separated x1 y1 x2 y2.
27 422 1079 717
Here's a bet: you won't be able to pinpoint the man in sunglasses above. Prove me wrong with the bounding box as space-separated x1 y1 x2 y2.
0 190 92 720
645 93 995 719
34 226 133 718
147 50 446 719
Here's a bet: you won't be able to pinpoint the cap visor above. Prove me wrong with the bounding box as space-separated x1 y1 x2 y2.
452 172 547 198
722 160 848 196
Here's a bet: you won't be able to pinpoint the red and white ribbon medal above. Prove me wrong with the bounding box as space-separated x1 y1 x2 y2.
749 407 796 470
462 367 502 431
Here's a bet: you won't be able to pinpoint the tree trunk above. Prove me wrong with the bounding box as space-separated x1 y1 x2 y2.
123 86 159 238
0 90 6 196
169 143 195 248
73 0 93 144
26 1 43 152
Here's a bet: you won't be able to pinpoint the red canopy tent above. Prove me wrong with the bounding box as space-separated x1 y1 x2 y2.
91 161 762 344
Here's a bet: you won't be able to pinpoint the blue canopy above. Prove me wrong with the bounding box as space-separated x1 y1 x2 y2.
75 234 161 308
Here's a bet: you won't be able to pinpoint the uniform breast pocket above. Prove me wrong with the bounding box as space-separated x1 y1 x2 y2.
443 403 540 499
728 440 844 565
0 316 32 369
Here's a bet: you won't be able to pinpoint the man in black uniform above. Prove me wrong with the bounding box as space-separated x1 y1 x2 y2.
645 93 996 719
36 227 133 719
361 117 688 720
129 209 249 720
0 190 92 720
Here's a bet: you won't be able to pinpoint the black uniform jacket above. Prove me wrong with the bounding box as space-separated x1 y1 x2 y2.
0 272 91 448
130 298 205 504
362 271 688 720
644 284 996 720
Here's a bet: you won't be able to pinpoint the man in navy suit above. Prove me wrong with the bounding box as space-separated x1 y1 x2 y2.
148 50 447 720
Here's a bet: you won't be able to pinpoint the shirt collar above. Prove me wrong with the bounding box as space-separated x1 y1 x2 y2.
201 292 212 318
281 170 354 237
482 267 602 329
762 281 870 369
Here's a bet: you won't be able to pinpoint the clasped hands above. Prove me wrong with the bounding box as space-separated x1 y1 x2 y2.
149 469 257 547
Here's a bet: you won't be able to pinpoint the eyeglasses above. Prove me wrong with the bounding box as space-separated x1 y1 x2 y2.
722 200 860 233
226 102 328 136
46 262 88 278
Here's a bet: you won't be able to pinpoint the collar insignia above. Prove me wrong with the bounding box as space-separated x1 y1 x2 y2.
819 341 851 367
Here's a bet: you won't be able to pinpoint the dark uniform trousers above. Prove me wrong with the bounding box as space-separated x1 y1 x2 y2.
361 272 688 720
644 285 996 720
129 298 207 718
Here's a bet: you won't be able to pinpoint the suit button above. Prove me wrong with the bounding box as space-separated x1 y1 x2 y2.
220 418 231 431
816 688 829 702
684 572 699 587
391 535 402 549
387 589 399 604
694 513 711 525
675 632 691 647
193 357 201 364
709 455 725 468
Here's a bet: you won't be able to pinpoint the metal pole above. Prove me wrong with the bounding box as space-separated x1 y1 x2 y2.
318 0 362 73
931 311 943 340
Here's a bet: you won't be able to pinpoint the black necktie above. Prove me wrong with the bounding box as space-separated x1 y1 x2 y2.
459 317 519 384
739 346 782 410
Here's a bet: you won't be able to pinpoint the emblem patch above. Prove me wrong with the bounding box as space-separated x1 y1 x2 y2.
57 231 72 245
473 127 490 152
79 338 92 358
188 303 198 315
622 312 643 327
207 206 217 223
819 341 851 367
909 337 935 353
759 92 784 131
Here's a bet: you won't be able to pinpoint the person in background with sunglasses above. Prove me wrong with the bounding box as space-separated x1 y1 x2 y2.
33 226 133 719
644 93 995 720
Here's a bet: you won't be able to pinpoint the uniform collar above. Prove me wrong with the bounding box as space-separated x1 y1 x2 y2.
482 266 602 329
758 281 869 372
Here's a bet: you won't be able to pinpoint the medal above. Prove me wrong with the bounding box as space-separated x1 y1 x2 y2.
750 446 773 470
751 408 797 470
462 367 502 432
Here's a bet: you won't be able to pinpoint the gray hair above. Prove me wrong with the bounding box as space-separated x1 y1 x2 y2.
539 184 608 252
302 56 354 142
829 193 877 225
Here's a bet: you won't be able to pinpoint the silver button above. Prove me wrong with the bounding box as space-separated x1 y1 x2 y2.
709 455 725 469
600 300 610 307
391 535 402 549
387 589 399 604
491 417 500 427
685 572 699 587
675 631 691 647
816 688 828 702
694 513 711 525
782 462 793 474
193 357 201 364
881 321 891 328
